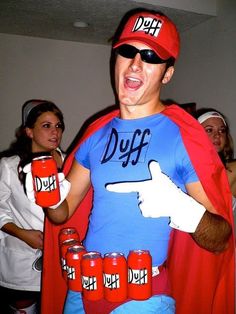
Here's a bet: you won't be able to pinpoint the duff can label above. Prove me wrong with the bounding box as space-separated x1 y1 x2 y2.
103 252 128 302
128 249 152 300
60 239 80 281
31 156 60 207
66 245 86 291
81 252 103 301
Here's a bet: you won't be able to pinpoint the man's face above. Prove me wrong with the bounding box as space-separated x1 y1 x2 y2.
114 41 172 111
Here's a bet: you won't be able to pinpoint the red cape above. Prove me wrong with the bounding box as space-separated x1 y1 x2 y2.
41 105 235 314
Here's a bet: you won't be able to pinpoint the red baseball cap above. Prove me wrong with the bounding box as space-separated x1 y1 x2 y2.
113 11 180 60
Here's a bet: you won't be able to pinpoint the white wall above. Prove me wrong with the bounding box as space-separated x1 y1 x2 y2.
1 0 236 153
162 0 236 148
133 0 217 15
0 35 114 151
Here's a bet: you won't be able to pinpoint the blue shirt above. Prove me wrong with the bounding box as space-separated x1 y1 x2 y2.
75 113 198 266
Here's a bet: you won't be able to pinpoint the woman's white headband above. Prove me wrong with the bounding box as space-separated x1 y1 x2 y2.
197 111 226 126
22 100 45 126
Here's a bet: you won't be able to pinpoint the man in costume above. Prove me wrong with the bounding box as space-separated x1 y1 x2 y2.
25 8 234 314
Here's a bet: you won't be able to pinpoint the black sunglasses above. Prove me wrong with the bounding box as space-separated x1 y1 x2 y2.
115 44 168 64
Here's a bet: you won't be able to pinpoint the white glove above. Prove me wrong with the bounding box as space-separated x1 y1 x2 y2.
23 163 71 209
106 161 206 233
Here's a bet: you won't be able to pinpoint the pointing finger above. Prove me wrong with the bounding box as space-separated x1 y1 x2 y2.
106 181 142 193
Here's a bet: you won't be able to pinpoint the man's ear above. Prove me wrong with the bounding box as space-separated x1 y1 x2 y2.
162 66 174 84
25 127 33 139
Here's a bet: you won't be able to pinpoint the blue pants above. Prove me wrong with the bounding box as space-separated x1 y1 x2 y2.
64 290 175 314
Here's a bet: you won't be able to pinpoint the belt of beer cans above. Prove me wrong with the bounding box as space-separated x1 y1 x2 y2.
59 227 154 302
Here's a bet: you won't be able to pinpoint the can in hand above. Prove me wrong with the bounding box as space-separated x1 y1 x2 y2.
31 155 60 207
103 252 128 302
127 249 152 300
81 252 104 301
60 239 80 281
59 227 80 246
66 245 87 291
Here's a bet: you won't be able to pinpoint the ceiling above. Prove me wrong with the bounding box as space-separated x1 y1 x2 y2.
0 0 214 46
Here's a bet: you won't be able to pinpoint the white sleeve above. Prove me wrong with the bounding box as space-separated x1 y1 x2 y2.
0 159 14 232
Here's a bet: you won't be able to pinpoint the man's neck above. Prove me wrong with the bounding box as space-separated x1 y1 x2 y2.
120 101 166 119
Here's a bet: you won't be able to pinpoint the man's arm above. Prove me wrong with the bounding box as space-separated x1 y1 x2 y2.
186 181 232 253
44 160 91 224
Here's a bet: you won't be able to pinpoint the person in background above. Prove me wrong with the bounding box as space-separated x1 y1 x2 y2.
196 108 236 232
24 8 234 314
0 99 65 314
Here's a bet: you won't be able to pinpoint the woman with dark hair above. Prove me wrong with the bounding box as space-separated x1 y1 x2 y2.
0 99 65 313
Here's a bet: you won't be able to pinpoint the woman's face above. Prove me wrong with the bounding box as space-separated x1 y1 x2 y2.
201 117 227 153
26 111 63 153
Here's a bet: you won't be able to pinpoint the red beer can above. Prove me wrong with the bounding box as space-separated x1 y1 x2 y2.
59 227 80 245
31 156 60 207
127 249 152 300
60 239 80 281
103 252 128 302
81 252 104 301
66 245 86 291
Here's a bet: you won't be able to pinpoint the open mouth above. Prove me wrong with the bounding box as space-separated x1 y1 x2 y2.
125 77 142 89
